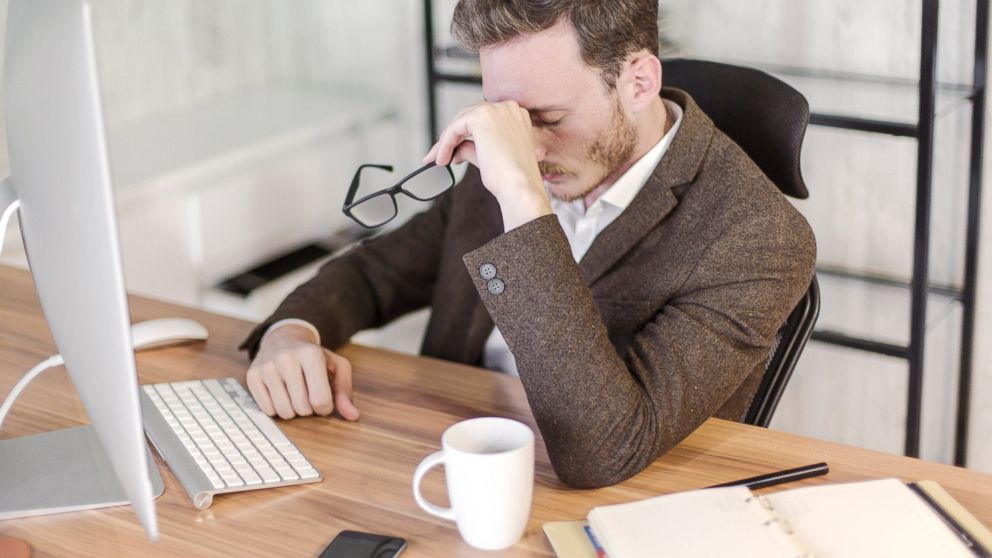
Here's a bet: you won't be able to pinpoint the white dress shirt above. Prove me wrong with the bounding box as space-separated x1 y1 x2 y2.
482 99 684 376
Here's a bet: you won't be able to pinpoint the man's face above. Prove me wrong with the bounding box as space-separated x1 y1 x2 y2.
479 23 637 202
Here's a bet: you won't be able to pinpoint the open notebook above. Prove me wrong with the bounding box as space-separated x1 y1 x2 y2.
544 479 992 558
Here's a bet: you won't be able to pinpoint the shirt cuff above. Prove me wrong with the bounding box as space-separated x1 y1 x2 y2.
261 318 321 346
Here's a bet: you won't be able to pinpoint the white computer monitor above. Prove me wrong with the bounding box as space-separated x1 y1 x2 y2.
0 0 159 539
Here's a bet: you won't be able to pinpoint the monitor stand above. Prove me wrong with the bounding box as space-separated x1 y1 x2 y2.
0 178 164 522
0 425 165 520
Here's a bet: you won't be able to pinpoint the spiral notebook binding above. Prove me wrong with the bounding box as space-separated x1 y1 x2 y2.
763 516 795 535
746 494 776 511
747 495 817 557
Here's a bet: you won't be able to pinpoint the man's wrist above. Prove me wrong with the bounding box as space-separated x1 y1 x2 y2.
498 190 552 231
261 319 320 346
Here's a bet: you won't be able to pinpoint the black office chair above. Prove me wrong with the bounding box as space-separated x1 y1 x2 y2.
663 59 821 428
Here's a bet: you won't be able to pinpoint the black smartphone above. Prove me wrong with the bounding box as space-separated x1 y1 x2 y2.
318 530 407 558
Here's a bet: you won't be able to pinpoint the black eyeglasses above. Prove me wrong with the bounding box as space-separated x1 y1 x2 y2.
342 162 456 228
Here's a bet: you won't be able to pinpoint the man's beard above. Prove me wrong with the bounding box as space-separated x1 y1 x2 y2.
540 97 637 203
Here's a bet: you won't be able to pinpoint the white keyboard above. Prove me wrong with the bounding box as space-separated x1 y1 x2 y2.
140 377 321 509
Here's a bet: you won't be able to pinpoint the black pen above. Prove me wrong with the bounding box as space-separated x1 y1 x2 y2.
707 462 829 491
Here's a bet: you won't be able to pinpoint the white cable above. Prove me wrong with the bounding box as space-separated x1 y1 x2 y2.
0 354 64 430
0 180 37 430
1 176 19 250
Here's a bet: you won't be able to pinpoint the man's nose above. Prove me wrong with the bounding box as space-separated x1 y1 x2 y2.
533 142 547 162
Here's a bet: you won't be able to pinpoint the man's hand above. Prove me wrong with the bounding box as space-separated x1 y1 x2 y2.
423 101 552 231
246 324 360 421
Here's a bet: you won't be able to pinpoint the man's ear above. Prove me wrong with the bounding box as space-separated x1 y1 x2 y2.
621 52 662 112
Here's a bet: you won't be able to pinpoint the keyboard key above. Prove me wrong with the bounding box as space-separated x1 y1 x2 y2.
296 467 320 479
239 407 295 449
256 467 280 483
242 471 263 486
286 454 308 466
275 467 299 481
235 445 255 456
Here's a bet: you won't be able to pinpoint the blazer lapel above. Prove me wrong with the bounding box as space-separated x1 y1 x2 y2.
579 88 715 285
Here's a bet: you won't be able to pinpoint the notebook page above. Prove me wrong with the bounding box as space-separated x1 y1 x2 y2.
767 478 974 558
587 486 804 558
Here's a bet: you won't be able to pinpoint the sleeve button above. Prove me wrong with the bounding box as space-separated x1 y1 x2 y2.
479 263 497 280
486 278 505 295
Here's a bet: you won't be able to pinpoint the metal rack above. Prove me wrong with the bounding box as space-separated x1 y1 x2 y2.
422 0 988 464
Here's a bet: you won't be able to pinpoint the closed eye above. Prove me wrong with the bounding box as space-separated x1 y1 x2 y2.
533 117 564 129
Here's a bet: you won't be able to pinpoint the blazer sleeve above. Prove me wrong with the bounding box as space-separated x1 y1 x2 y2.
462 212 815 488
240 189 453 359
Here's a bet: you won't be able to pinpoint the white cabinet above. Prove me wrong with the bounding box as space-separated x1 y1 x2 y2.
0 86 397 318
109 86 396 313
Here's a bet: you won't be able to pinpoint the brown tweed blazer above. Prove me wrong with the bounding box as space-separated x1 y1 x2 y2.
242 88 816 488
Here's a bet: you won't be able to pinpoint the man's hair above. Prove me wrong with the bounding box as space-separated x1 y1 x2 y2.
451 0 659 89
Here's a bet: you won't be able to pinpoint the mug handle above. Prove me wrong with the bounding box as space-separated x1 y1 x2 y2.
412 450 456 520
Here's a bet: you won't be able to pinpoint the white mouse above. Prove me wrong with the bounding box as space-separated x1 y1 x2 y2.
131 317 209 351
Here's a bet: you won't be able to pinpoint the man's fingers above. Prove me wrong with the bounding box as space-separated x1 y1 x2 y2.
261 371 296 420
425 102 486 164
452 140 478 167
422 143 440 164
433 115 473 166
301 349 334 415
277 354 313 417
324 349 360 421
246 365 276 416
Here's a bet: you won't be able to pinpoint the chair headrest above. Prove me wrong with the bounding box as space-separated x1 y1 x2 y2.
663 59 810 199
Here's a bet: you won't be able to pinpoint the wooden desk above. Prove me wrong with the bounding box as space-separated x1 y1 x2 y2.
2 264 991 557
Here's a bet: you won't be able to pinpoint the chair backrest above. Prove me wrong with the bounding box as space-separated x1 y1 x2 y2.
663 59 810 199
745 276 820 426
663 58 820 426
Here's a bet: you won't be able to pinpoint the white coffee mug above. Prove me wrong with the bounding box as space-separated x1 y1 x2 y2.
412 417 535 550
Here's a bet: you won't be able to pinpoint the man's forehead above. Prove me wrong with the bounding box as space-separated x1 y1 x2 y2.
480 88 572 115
480 90 569 113
478 25 592 110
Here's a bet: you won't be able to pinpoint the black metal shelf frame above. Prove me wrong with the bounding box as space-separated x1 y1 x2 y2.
422 0 989 465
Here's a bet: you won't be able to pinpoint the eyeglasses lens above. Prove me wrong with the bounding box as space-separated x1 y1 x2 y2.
350 192 397 227
403 165 453 200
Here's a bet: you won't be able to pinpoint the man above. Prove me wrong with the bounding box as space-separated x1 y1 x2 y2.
240 0 815 488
